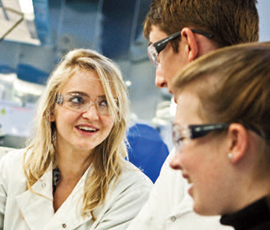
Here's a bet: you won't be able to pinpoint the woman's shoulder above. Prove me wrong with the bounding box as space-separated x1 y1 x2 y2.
102 160 152 208
118 160 153 188
1 148 26 162
0 148 25 162
0 148 27 175
0 148 28 190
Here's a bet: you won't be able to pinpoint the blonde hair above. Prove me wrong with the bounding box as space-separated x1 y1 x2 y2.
24 49 130 219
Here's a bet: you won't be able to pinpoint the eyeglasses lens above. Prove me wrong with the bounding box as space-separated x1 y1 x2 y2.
172 126 182 153
147 44 159 67
57 94 110 116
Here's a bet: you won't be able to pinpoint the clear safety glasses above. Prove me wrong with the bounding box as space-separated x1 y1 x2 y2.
56 92 111 116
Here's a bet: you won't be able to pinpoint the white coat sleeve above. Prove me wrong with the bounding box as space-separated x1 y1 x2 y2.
91 169 153 230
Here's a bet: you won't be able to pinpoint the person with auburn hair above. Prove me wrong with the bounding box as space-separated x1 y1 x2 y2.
128 0 258 229
170 41 270 230
0 49 152 229
143 0 258 90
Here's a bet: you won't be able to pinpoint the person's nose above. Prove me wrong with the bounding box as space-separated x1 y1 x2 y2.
169 151 182 170
155 64 167 88
82 103 99 120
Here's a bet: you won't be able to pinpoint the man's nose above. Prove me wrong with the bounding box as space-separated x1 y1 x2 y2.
155 64 167 88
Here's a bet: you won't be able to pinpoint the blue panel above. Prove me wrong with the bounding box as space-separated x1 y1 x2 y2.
17 64 49 85
127 123 169 183
0 65 16 74
101 0 136 59
33 0 52 46
100 0 152 59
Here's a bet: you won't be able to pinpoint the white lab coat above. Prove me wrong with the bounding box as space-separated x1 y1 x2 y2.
127 149 233 230
0 149 153 230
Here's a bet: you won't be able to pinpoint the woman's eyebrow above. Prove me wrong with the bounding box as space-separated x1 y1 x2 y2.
97 95 106 99
66 91 89 97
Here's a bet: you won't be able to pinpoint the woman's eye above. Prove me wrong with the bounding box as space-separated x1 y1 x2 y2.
70 96 84 104
178 137 186 144
99 100 108 107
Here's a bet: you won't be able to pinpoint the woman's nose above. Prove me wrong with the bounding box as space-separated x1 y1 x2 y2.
169 151 183 170
82 103 99 120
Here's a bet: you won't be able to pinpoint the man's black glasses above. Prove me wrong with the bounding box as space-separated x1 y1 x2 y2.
147 29 214 67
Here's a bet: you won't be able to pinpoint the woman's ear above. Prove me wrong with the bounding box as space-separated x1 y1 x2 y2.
181 27 199 62
227 123 249 163
49 109 55 122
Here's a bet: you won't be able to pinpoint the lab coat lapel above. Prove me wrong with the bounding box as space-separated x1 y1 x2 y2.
15 170 54 230
45 165 93 229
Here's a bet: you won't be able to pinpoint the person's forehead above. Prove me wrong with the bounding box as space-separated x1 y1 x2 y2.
174 90 203 124
149 25 168 45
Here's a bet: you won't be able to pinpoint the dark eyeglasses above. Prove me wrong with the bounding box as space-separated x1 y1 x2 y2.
147 29 214 67
172 123 266 153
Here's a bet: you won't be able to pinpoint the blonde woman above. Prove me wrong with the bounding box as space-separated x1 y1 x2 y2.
0 49 152 229
171 42 270 229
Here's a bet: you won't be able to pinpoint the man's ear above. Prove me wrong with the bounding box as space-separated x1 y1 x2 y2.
227 123 249 163
181 27 198 62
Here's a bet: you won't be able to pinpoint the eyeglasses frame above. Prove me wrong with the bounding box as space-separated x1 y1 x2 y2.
56 93 111 116
172 123 267 153
147 29 214 67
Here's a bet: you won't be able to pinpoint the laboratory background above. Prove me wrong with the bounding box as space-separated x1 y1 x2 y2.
0 0 269 158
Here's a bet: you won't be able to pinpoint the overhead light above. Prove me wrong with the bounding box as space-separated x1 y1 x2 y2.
18 0 34 20
18 0 34 14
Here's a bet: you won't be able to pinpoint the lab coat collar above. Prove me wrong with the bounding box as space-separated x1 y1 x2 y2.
16 165 93 229
15 169 55 230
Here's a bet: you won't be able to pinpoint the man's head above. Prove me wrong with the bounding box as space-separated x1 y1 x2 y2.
144 0 259 92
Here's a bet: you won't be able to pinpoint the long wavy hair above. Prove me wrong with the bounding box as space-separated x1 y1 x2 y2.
23 49 130 219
